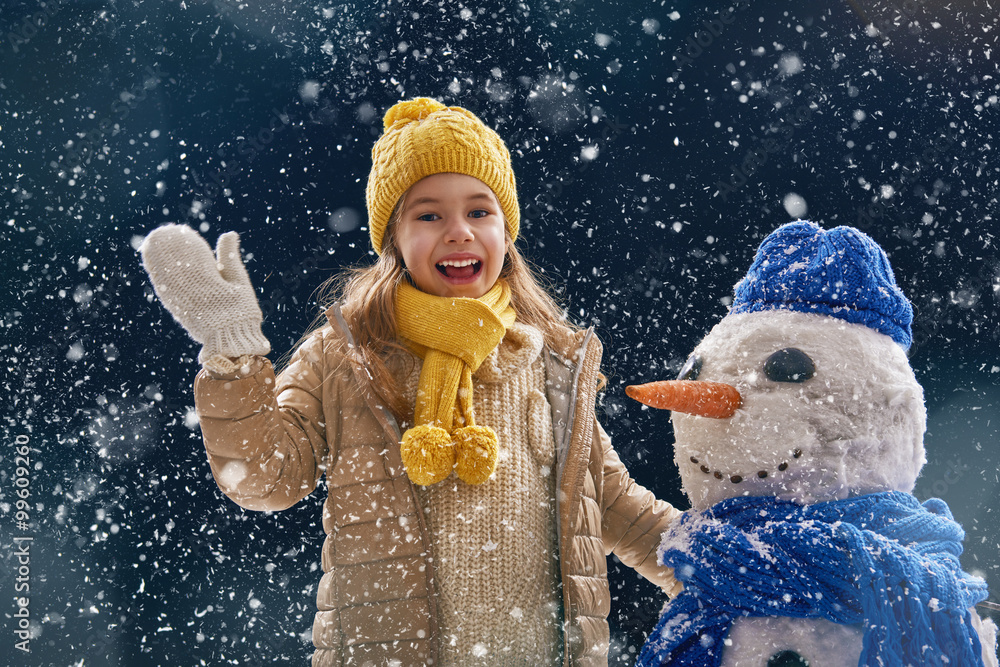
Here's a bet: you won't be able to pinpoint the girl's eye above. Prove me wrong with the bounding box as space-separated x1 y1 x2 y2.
417 213 439 222
469 209 489 219
763 348 815 383
677 354 702 381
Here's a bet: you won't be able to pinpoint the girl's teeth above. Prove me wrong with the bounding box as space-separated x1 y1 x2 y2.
436 260 481 279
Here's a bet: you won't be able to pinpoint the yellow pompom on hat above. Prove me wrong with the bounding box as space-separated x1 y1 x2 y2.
366 97 520 254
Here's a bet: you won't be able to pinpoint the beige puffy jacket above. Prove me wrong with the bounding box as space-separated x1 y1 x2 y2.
193 303 682 666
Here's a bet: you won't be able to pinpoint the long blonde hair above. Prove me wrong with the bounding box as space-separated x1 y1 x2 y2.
284 200 592 423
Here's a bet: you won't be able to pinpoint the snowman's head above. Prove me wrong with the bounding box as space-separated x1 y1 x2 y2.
647 310 926 509
628 221 925 509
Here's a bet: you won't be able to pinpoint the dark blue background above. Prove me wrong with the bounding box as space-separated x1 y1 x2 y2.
2 0 998 663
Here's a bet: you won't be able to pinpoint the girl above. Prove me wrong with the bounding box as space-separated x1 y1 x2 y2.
140 97 682 666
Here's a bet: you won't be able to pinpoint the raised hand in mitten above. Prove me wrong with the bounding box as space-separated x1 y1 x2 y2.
139 224 270 364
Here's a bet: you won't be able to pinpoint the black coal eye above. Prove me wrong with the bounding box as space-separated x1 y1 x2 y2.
767 651 809 667
677 354 702 381
764 348 815 383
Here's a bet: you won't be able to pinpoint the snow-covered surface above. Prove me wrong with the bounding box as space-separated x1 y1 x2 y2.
973 614 1000 667
722 617 863 667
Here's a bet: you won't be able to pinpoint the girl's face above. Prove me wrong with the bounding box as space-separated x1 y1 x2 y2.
395 173 507 299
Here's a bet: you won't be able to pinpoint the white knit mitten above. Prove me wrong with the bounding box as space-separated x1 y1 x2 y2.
140 224 271 364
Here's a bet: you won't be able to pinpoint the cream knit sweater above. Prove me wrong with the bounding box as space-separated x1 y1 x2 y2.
402 322 563 666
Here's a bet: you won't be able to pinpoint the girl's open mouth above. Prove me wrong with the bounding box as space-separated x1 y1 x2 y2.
436 259 483 281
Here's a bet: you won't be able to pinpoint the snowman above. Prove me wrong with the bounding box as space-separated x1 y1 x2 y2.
629 222 998 667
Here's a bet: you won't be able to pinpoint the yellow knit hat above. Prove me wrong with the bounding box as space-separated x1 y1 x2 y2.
366 97 520 254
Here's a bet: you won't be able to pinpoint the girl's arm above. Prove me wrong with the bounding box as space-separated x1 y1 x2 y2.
139 224 333 511
193 330 333 512
596 420 684 597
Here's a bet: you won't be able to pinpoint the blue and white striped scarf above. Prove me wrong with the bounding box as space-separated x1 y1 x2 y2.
636 491 989 667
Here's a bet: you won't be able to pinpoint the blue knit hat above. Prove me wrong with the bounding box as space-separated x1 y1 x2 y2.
731 221 913 349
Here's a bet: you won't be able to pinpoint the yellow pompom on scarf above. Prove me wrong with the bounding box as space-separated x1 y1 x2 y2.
395 280 516 486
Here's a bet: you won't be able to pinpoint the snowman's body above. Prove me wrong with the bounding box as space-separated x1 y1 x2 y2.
632 222 998 667
675 310 921 666
723 618 862 667
724 616 996 667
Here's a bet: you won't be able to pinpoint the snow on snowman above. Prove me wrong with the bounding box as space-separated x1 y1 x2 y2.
628 221 998 667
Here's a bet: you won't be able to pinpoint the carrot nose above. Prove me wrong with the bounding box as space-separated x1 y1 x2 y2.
625 380 743 419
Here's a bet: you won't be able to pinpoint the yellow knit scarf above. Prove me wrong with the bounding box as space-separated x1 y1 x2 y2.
395 280 516 485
